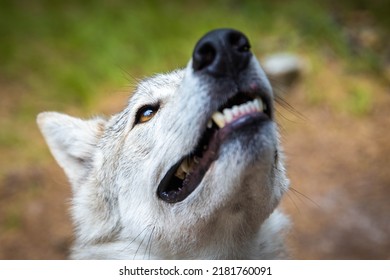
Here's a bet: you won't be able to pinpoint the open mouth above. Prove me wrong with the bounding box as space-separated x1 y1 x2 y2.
157 92 273 203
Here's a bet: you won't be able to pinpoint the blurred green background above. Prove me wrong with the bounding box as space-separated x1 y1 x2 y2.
0 0 389 259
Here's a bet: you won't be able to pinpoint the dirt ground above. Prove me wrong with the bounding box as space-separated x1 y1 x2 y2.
0 70 389 260
281 83 390 259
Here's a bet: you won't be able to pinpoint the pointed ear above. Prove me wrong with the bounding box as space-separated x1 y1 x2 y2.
37 112 106 184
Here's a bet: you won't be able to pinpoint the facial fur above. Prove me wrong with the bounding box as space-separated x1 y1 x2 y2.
37 29 290 259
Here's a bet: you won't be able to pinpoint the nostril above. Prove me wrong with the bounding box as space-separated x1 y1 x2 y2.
193 41 216 71
228 31 251 53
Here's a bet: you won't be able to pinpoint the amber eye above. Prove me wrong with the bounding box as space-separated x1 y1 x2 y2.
135 105 158 124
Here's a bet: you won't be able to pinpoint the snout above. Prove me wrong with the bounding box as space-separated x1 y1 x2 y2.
157 29 275 204
192 28 252 78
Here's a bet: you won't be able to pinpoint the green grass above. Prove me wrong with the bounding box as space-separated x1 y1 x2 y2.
346 84 373 116
0 0 386 131
2 0 275 108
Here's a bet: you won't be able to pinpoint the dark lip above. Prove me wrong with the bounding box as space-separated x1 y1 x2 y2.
157 92 272 204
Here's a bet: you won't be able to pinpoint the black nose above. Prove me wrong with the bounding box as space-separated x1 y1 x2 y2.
192 28 252 77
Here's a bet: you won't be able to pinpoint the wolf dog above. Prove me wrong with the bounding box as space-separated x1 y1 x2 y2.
37 29 290 259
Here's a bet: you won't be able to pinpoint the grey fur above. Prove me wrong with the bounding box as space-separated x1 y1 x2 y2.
37 51 290 259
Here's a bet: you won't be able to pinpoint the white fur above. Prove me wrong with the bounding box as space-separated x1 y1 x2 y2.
37 51 290 259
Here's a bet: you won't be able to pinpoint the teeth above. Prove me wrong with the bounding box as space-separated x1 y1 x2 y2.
175 159 189 180
174 98 267 180
254 98 264 111
249 101 256 112
174 168 186 180
211 112 225 128
232 105 239 117
210 98 266 129
174 157 193 179
223 108 233 123
243 103 251 114
254 99 260 110
183 158 192 173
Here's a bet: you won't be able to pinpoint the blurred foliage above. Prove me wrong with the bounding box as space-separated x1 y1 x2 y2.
1 0 387 110
347 85 373 116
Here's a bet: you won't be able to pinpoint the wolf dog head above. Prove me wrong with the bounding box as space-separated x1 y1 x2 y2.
38 29 289 259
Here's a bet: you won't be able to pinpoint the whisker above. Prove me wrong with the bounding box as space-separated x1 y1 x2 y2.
144 223 156 260
118 66 138 85
275 95 307 123
285 191 301 214
120 226 149 254
133 227 150 260
289 187 320 209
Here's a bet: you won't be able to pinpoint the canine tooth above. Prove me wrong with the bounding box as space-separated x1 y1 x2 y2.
174 168 186 180
255 98 263 111
207 120 213 128
175 158 191 179
212 112 225 128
